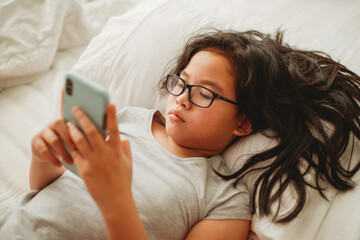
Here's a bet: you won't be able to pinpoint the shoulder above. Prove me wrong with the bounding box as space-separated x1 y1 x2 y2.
202 156 252 220
116 106 154 120
116 106 157 126
116 106 160 138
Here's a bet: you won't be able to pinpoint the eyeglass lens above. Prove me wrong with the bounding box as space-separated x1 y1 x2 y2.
167 75 214 107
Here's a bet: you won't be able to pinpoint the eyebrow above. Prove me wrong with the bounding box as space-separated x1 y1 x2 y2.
180 70 224 94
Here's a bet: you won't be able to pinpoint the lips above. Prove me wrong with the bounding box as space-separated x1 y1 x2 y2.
168 110 185 123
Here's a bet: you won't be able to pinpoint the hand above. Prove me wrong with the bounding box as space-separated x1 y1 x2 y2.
67 103 132 212
31 118 77 167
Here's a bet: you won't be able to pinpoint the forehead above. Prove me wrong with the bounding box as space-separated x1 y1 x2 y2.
182 50 236 93
187 50 233 74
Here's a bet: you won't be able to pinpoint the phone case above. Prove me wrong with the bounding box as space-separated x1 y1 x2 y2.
62 72 109 176
63 72 109 136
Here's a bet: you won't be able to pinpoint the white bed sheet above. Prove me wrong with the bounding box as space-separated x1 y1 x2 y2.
0 46 86 215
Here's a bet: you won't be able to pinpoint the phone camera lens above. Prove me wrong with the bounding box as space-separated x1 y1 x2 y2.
66 78 73 95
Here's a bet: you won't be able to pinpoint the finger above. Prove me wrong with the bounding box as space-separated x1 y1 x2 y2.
67 121 93 160
106 103 121 148
72 106 104 150
33 136 62 167
48 119 77 152
39 127 73 164
120 139 131 161
69 150 86 177
69 150 83 165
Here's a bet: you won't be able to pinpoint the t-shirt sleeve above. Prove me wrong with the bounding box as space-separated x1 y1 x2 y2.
205 180 252 220
116 106 155 138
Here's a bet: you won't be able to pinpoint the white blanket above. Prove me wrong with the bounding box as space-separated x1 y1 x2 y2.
0 0 134 90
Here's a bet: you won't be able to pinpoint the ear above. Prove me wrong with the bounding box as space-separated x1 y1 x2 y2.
233 114 252 137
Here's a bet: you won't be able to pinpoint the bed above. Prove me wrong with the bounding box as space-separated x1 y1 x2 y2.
1 0 359 239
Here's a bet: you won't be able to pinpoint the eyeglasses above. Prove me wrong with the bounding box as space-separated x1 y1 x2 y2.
166 74 237 108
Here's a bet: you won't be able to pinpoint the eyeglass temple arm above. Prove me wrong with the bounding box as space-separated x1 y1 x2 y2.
215 94 237 105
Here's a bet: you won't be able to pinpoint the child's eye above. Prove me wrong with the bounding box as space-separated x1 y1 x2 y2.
177 82 185 88
199 91 213 100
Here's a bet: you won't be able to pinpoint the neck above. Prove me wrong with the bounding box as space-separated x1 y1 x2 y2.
165 136 221 159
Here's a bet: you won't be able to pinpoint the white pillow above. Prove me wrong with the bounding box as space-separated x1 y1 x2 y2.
72 0 229 112
71 0 360 239
0 1 65 90
72 0 360 112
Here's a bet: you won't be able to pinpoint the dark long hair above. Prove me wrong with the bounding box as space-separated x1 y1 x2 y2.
160 29 360 222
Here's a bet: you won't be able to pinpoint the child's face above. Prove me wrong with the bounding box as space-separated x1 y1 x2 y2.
165 50 250 155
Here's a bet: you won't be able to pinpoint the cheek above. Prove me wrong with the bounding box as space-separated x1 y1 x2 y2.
195 109 238 134
166 94 177 107
190 111 227 133
165 96 174 113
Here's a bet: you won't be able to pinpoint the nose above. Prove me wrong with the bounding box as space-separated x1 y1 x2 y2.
175 88 192 109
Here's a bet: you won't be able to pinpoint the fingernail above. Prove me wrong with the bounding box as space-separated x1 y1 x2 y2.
67 122 75 129
72 106 80 114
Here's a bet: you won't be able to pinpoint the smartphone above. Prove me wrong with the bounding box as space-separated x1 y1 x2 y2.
62 72 110 176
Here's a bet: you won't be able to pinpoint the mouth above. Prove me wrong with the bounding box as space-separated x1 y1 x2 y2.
168 110 185 123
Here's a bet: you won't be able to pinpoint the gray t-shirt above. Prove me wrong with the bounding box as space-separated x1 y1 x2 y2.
0 107 251 240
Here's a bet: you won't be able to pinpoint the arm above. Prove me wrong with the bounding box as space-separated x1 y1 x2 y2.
29 118 77 190
29 156 66 190
30 88 76 190
186 219 250 240
101 189 148 240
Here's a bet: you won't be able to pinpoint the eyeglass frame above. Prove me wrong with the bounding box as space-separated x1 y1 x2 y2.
166 74 238 108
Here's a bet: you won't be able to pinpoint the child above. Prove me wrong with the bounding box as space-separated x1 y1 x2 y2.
0 32 254 239
77 29 360 233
